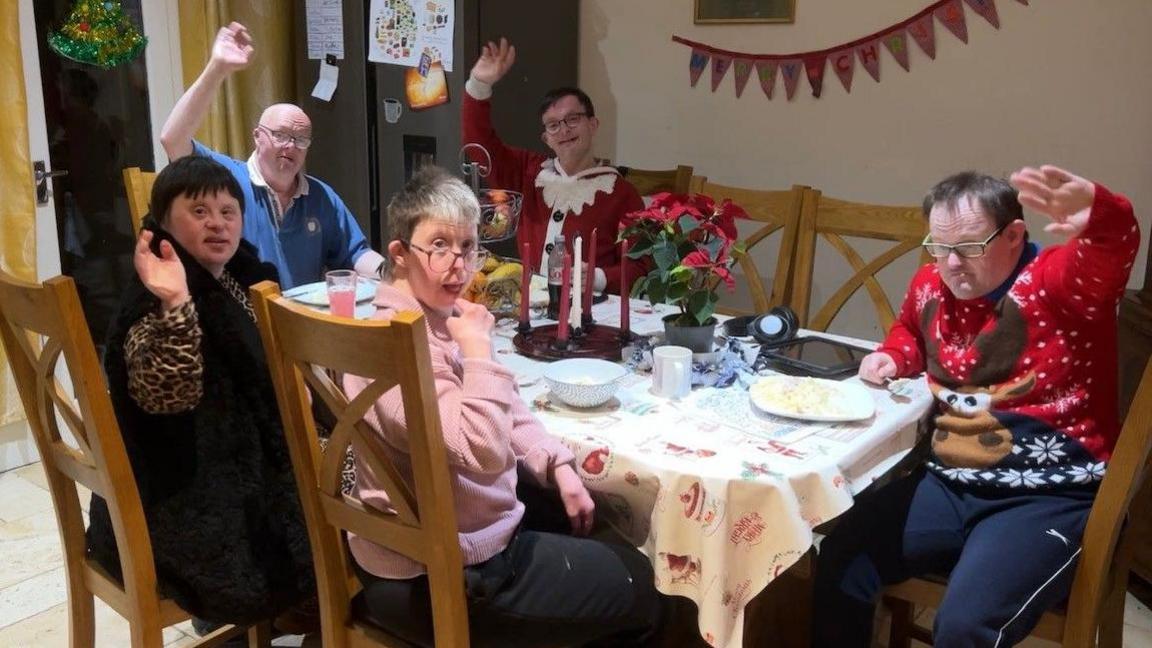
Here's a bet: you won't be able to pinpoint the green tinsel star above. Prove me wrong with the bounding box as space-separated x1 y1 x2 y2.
48 0 147 69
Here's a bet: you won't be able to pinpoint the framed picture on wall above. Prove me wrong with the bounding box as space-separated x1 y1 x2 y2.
694 0 796 24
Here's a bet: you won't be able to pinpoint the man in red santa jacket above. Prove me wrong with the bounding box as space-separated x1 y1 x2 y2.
812 165 1140 647
463 38 644 294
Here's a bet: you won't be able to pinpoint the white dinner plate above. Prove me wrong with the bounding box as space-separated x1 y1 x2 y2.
282 278 377 307
749 375 875 422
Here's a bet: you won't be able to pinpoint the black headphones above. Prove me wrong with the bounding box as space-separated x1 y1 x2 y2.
722 306 799 345
749 306 799 345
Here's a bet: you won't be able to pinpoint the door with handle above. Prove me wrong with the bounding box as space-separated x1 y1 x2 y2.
33 160 67 205
28 0 156 349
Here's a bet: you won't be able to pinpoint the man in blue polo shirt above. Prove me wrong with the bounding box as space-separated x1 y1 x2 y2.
159 21 383 289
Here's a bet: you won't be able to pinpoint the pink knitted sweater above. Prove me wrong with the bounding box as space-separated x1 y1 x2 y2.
343 284 575 579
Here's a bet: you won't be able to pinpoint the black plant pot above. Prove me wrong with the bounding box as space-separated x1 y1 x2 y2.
662 314 718 353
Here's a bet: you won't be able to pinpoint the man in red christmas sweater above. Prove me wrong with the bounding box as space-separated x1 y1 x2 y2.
812 165 1140 647
463 38 644 294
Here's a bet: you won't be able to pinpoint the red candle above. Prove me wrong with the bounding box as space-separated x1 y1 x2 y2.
583 228 597 320
620 238 630 334
557 251 572 343
518 240 532 327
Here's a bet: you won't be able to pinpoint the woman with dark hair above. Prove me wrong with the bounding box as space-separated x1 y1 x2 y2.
86 156 314 627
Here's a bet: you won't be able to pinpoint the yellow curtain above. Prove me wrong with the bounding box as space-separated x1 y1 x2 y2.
177 1 297 159
0 3 39 424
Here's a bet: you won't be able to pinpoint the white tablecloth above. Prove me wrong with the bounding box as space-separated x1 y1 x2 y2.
493 296 933 648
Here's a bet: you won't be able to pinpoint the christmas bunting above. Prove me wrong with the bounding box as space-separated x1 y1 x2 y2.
908 13 937 59
831 50 855 92
934 0 968 44
883 30 911 71
964 0 1001 27
711 55 733 91
673 0 1025 100
856 40 882 82
733 58 754 97
689 48 708 87
755 60 778 99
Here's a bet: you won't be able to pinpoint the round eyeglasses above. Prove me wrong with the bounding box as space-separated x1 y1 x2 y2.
257 124 313 149
402 240 489 272
542 112 588 134
921 223 1008 259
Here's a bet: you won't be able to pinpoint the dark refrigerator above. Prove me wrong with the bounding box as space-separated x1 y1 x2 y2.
293 0 580 251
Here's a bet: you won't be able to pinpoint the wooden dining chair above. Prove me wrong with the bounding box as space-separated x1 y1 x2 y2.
688 176 809 315
883 354 1152 647
250 281 469 648
619 164 694 196
0 271 268 648
789 188 931 334
122 166 155 235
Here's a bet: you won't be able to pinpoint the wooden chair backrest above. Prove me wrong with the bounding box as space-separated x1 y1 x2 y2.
0 271 174 642
619 164 694 196
688 176 808 315
250 281 468 648
123 167 155 235
791 188 931 333
1059 353 1152 644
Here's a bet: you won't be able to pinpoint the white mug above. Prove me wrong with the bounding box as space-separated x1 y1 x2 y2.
651 345 693 400
383 98 403 123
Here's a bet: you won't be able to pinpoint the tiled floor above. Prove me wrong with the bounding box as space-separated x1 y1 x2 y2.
0 462 316 647
1 460 1149 647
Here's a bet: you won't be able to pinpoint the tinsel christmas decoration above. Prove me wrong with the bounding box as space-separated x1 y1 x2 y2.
48 1 147 69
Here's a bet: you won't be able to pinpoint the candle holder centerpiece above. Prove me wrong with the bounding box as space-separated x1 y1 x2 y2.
511 233 637 362
459 143 636 361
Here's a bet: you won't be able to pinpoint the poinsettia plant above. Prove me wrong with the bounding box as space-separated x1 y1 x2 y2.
620 192 748 327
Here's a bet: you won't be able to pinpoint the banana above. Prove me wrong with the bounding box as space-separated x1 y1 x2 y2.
486 262 522 282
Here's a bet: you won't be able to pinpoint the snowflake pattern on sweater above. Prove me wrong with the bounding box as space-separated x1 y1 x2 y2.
878 185 1139 492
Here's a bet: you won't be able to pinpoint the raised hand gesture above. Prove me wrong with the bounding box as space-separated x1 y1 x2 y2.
210 22 255 73
134 231 190 312
470 38 515 85
1009 165 1096 239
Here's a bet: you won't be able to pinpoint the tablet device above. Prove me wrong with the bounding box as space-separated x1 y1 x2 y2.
758 336 872 378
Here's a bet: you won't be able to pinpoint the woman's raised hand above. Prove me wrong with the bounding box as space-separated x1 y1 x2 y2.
447 299 495 359
134 231 190 312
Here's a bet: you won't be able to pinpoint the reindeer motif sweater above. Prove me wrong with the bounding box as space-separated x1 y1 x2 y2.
878 185 1139 492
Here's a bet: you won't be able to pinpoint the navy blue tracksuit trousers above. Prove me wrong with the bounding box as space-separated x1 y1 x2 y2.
812 468 1094 647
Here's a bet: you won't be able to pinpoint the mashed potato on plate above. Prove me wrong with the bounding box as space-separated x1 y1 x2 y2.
750 376 850 417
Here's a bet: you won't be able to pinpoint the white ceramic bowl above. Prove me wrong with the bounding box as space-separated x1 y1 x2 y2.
543 358 628 408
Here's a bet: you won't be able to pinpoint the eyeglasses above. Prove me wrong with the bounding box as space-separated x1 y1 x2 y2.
257 124 313 149
542 112 588 134
921 223 1008 259
402 240 489 272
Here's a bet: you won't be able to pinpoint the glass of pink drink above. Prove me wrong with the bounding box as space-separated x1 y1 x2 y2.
325 269 357 317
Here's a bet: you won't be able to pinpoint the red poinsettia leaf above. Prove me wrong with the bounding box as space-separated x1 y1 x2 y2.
647 192 676 209
692 194 716 214
681 249 713 268
718 198 749 221
713 265 736 290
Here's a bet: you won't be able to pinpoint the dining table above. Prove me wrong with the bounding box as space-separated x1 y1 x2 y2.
491 295 935 648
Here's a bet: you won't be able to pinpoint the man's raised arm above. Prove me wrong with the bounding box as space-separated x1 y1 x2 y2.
160 22 254 160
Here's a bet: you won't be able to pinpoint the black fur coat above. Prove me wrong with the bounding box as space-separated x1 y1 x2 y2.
86 221 315 624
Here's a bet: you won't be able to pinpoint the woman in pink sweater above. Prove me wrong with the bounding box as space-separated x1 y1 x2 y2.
343 166 663 647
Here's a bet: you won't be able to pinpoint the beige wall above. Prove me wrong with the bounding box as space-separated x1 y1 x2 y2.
580 0 1152 338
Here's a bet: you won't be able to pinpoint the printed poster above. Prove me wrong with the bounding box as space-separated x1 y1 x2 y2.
367 0 455 72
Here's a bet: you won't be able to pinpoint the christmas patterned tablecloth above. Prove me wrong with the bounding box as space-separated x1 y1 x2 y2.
493 297 934 648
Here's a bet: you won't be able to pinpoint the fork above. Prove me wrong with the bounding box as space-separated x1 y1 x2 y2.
884 376 914 397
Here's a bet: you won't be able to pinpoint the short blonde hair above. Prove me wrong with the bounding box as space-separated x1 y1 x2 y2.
384 166 480 278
